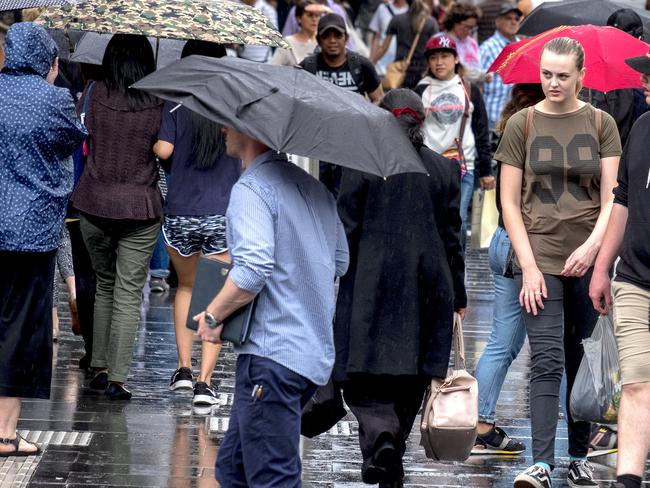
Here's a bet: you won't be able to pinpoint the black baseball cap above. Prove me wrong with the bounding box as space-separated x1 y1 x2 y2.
317 13 347 37
497 1 523 17
607 8 644 38
625 52 650 75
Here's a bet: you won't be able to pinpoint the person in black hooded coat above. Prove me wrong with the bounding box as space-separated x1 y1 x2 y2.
333 88 467 487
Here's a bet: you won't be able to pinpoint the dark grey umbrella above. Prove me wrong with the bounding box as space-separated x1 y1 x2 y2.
133 56 427 178
70 33 185 69
518 0 650 38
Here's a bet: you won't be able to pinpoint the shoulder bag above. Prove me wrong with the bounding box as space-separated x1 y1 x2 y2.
382 16 427 91
420 312 478 461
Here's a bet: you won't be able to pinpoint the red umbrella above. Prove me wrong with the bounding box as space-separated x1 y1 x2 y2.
488 25 649 91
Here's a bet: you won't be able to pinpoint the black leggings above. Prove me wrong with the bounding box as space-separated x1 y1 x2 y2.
515 269 598 467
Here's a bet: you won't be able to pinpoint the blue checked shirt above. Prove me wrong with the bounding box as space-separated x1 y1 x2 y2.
480 31 519 130
226 151 349 385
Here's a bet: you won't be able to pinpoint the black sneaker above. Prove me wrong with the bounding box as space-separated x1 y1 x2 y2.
588 424 617 457
472 426 526 455
89 371 108 390
192 382 218 406
567 460 597 488
514 465 552 488
169 367 193 391
104 383 132 401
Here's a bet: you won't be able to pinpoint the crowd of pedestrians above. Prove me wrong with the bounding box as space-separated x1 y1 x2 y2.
1 1 650 488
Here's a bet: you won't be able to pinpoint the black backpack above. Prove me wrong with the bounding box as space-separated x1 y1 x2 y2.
302 51 367 96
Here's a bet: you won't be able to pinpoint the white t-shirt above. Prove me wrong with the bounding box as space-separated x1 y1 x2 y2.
368 1 408 75
417 74 477 170
271 36 317 65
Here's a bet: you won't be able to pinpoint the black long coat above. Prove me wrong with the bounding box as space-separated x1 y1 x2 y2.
333 146 467 381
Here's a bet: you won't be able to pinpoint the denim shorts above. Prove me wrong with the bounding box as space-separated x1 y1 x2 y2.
162 214 227 257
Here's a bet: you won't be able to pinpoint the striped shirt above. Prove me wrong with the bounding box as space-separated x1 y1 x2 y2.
227 151 349 385
480 31 518 130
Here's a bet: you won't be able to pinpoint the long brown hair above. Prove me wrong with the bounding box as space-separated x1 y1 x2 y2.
496 83 545 133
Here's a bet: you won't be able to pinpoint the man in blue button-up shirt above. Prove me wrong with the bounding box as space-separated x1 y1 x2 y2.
479 2 522 131
196 126 349 487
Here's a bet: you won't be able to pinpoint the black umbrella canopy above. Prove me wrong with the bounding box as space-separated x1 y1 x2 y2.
133 56 428 178
518 0 650 38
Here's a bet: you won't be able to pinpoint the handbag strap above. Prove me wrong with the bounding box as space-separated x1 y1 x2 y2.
455 79 471 148
453 312 467 370
404 16 427 67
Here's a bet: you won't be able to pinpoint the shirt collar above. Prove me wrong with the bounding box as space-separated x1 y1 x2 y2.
493 30 518 46
246 150 288 172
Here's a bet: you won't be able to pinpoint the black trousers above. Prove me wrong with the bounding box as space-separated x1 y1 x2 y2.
342 374 428 481
67 219 95 363
515 270 597 467
0 250 56 399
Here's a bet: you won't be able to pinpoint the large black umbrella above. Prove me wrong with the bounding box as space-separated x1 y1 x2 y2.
518 0 650 38
133 56 427 178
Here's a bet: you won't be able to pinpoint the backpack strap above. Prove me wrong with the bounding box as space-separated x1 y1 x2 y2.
347 51 366 95
595 107 602 140
524 106 535 144
385 3 395 16
302 54 318 75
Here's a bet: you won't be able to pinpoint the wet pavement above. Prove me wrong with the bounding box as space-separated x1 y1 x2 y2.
0 250 638 487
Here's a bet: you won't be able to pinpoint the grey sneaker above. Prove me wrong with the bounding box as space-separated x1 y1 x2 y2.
514 465 552 488
472 425 526 455
150 277 170 293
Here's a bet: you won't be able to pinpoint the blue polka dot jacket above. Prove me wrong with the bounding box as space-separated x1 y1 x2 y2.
0 23 87 252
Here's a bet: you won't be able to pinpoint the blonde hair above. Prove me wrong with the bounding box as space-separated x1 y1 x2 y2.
541 37 585 71
541 37 585 95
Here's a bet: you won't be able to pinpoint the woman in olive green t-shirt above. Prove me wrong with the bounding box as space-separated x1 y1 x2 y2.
496 38 621 487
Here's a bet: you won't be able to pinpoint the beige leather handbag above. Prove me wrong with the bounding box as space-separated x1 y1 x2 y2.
382 17 426 91
420 313 478 461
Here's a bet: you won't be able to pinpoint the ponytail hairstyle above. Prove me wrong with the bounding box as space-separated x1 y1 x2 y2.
380 88 426 149
408 0 430 34
541 37 585 94
181 40 227 169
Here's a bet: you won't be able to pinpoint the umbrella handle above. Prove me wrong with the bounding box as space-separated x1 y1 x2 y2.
236 87 279 118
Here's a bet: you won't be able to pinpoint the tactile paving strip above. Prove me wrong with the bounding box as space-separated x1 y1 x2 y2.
0 430 93 488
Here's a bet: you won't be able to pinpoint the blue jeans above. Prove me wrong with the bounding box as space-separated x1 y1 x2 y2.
474 226 526 424
149 230 169 279
459 170 475 250
216 354 317 488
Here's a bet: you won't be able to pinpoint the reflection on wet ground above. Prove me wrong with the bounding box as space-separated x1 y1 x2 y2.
0 250 640 487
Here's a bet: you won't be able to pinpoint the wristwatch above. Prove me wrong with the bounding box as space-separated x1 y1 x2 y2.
203 311 222 329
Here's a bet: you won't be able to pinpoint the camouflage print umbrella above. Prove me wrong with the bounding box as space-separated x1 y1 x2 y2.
35 0 287 48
